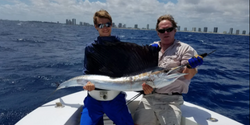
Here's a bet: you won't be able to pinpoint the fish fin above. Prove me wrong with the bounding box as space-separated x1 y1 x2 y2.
86 41 160 77
165 65 185 75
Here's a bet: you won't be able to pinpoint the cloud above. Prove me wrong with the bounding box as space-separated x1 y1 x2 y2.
0 0 249 33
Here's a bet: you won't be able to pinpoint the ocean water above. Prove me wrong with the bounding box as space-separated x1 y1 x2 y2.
0 20 249 125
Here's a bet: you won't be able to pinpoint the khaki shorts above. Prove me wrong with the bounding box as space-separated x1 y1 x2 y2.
133 94 184 125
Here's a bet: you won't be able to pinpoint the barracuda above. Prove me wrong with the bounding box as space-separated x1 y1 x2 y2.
56 67 186 91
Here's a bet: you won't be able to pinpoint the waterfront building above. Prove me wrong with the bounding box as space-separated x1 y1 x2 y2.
72 18 76 25
177 26 180 31
123 24 126 28
112 23 116 27
83 22 90 26
198 28 201 32
242 30 246 35
229 28 233 34
192 27 196 32
204 27 208 32
134 24 138 29
236 30 240 35
118 23 122 28
66 19 72 25
147 24 149 30
213 27 218 33
184 27 187 31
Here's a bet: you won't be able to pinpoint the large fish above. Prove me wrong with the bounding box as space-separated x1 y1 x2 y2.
56 40 185 91
56 67 186 91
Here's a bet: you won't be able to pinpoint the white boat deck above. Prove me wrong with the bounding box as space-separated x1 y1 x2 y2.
15 91 243 125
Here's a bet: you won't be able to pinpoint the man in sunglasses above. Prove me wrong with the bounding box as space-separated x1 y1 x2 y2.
134 14 203 125
80 9 134 125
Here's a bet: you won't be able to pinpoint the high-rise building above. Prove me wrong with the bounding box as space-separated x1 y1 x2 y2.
134 24 138 29
198 28 201 32
72 18 76 25
66 19 68 24
147 24 149 30
123 24 126 28
204 27 208 32
236 30 240 35
177 26 180 31
213 27 218 33
229 28 233 34
66 19 72 25
112 23 116 27
192 27 196 32
184 27 187 31
83 22 90 26
118 23 122 28
242 30 246 35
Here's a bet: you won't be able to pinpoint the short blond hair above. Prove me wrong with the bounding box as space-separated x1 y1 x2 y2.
93 9 112 25
155 14 177 30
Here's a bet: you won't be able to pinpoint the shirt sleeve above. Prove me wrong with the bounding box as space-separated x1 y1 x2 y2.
83 45 97 75
83 46 89 75
180 44 198 66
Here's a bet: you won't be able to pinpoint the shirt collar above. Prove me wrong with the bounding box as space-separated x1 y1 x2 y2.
96 36 120 44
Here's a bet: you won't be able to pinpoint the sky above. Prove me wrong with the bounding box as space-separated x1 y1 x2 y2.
0 0 249 33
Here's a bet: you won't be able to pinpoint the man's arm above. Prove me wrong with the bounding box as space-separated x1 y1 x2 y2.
183 68 198 80
83 46 96 91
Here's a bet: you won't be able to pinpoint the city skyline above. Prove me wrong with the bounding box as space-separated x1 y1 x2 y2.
0 0 249 34
64 18 249 35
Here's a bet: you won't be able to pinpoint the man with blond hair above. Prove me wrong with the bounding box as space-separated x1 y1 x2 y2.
80 9 134 125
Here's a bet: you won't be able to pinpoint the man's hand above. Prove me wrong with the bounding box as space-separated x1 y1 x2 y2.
142 83 153 95
184 55 203 80
188 55 203 68
183 67 197 80
83 81 95 91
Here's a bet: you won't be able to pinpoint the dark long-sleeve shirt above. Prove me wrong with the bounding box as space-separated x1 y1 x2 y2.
83 36 160 78
83 36 121 76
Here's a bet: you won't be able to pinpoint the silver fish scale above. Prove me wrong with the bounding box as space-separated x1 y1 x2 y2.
57 68 186 91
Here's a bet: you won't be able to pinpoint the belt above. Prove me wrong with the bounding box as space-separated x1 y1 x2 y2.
154 92 182 95
89 90 120 101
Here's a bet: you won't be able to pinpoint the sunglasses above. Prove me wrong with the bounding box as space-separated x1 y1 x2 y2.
157 27 175 33
97 22 112 29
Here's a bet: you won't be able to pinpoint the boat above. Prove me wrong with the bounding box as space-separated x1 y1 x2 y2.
15 91 243 125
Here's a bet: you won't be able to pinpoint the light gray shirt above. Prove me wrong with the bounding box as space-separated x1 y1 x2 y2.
152 40 198 94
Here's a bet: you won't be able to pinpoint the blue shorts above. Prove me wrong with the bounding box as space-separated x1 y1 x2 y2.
80 92 134 125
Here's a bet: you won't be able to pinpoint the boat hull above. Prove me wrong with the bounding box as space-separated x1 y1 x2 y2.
15 91 243 125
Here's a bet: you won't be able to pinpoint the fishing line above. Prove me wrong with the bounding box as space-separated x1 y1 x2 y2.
166 50 216 75
42 82 60 103
126 92 142 105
